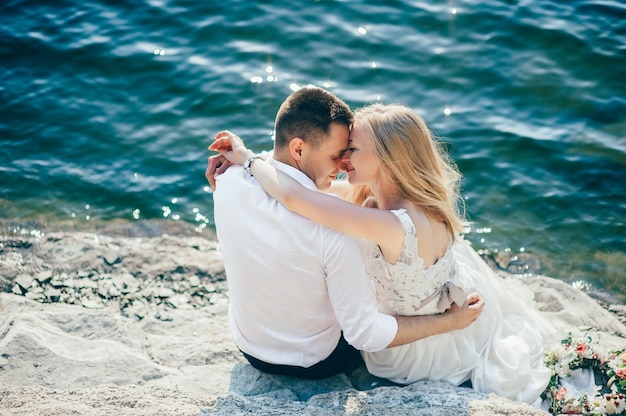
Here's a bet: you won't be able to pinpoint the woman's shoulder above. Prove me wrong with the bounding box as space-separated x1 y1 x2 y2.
389 208 415 233
401 207 450 267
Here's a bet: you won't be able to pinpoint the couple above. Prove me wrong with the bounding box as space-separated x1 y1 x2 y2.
206 87 551 405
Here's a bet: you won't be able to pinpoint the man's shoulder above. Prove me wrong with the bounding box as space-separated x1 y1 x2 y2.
214 165 246 188
319 225 361 250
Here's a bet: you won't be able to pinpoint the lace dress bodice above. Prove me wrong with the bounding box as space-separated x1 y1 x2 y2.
363 209 462 316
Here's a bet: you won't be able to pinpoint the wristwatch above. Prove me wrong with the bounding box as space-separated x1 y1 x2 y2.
243 155 263 175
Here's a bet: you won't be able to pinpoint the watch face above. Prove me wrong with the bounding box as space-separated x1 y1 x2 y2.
244 156 261 174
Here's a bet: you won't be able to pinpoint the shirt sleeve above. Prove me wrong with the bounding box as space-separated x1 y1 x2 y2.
323 232 398 352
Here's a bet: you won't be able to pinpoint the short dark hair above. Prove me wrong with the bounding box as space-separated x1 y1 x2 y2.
274 87 353 149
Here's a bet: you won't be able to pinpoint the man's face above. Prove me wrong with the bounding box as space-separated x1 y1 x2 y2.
299 122 350 190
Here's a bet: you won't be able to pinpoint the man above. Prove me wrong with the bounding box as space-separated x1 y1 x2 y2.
206 87 483 379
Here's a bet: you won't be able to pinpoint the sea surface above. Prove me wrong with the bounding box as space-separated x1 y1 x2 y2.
1 0 625 301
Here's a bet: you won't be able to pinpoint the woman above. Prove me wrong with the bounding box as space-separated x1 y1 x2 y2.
209 103 552 405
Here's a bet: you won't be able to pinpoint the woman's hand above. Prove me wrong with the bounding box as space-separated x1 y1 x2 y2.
205 154 231 190
208 130 255 166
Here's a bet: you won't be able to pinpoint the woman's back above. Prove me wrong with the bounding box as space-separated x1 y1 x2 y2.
364 209 463 316
403 204 451 268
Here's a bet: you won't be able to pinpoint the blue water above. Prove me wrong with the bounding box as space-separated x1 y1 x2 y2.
1 0 625 301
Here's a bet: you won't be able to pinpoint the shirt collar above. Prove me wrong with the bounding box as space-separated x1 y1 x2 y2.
269 159 317 191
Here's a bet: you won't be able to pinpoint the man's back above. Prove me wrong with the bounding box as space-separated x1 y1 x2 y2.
213 160 396 368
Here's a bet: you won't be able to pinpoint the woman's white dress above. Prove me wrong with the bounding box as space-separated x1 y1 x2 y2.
361 209 552 404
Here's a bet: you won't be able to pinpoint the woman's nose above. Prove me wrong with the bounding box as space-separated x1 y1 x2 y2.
340 150 351 163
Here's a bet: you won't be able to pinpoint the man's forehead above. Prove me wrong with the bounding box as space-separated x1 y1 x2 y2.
331 136 349 153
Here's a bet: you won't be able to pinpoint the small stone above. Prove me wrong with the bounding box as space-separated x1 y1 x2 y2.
167 294 190 309
14 274 33 290
25 291 45 302
155 287 175 298
50 278 73 288
46 288 62 303
188 275 201 287
35 270 53 283
76 278 98 290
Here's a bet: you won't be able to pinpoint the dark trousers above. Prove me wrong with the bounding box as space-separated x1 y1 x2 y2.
241 334 363 379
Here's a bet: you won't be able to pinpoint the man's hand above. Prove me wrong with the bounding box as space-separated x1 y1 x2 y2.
205 154 232 190
389 292 484 348
446 292 484 331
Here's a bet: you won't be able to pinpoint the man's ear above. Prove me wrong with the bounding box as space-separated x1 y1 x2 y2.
289 138 305 161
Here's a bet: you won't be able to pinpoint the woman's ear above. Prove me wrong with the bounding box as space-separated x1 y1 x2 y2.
289 138 304 160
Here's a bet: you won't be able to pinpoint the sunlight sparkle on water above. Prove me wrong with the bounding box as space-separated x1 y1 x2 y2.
444 107 452 115
132 209 140 220
188 55 209 66
371 62 377 68
357 27 367 35
250 76 263 84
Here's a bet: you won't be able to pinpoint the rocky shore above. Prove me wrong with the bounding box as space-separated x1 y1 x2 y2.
1 221 625 415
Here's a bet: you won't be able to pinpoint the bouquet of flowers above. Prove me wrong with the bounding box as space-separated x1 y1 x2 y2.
543 332 626 415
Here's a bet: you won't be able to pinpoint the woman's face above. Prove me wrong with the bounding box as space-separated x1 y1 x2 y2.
342 121 382 186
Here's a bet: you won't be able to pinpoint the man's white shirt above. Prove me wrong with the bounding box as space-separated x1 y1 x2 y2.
213 159 397 367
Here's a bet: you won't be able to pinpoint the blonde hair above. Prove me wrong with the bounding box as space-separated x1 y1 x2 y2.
351 103 467 239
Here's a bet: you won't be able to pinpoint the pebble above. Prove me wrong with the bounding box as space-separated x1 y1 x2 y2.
4 231 226 322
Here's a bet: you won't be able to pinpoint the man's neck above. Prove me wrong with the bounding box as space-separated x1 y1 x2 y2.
272 148 298 169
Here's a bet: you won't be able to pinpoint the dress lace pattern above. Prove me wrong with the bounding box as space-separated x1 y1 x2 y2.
363 209 460 316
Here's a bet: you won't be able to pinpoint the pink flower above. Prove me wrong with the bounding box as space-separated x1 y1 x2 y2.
575 342 588 356
555 387 567 401
615 367 626 379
